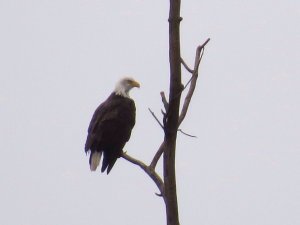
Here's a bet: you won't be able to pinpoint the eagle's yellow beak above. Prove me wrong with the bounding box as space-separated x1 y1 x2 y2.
131 80 140 88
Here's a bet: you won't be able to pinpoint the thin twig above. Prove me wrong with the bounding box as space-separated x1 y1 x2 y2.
201 38 211 48
122 152 164 197
178 129 197 138
148 108 164 129
182 75 193 91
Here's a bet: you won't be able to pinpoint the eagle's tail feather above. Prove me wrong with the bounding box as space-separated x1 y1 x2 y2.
106 158 117 174
101 152 117 174
89 151 102 171
101 157 108 173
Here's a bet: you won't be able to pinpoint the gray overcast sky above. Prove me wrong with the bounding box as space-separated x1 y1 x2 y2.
0 1 299 225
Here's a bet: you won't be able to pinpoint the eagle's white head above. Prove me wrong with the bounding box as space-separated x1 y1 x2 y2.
114 77 140 98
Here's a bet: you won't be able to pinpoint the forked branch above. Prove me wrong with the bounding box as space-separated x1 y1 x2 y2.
123 39 210 200
179 38 210 126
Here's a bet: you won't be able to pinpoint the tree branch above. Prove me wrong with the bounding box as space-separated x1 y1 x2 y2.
150 141 166 169
181 58 194 74
160 91 169 111
178 38 210 126
122 152 164 197
178 129 197 138
148 108 164 129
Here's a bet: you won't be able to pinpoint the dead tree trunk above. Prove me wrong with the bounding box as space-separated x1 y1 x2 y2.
163 0 182 225
122 0 210 224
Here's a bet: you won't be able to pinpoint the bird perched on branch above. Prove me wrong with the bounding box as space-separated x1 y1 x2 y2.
85 77 140 174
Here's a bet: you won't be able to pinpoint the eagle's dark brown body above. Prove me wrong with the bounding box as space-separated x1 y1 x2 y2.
85 93 136 174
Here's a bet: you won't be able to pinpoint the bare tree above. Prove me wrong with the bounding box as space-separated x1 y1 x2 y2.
122 0 210 224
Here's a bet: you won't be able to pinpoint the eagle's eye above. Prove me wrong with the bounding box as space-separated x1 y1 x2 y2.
124 79 133 86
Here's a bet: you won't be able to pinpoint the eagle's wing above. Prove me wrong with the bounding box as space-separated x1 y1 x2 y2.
84 95 122 153
85 99 109 153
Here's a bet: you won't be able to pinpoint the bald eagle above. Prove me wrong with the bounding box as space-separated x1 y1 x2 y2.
85 77 140 174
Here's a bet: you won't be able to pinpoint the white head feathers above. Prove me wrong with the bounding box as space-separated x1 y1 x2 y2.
114 77 140 98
